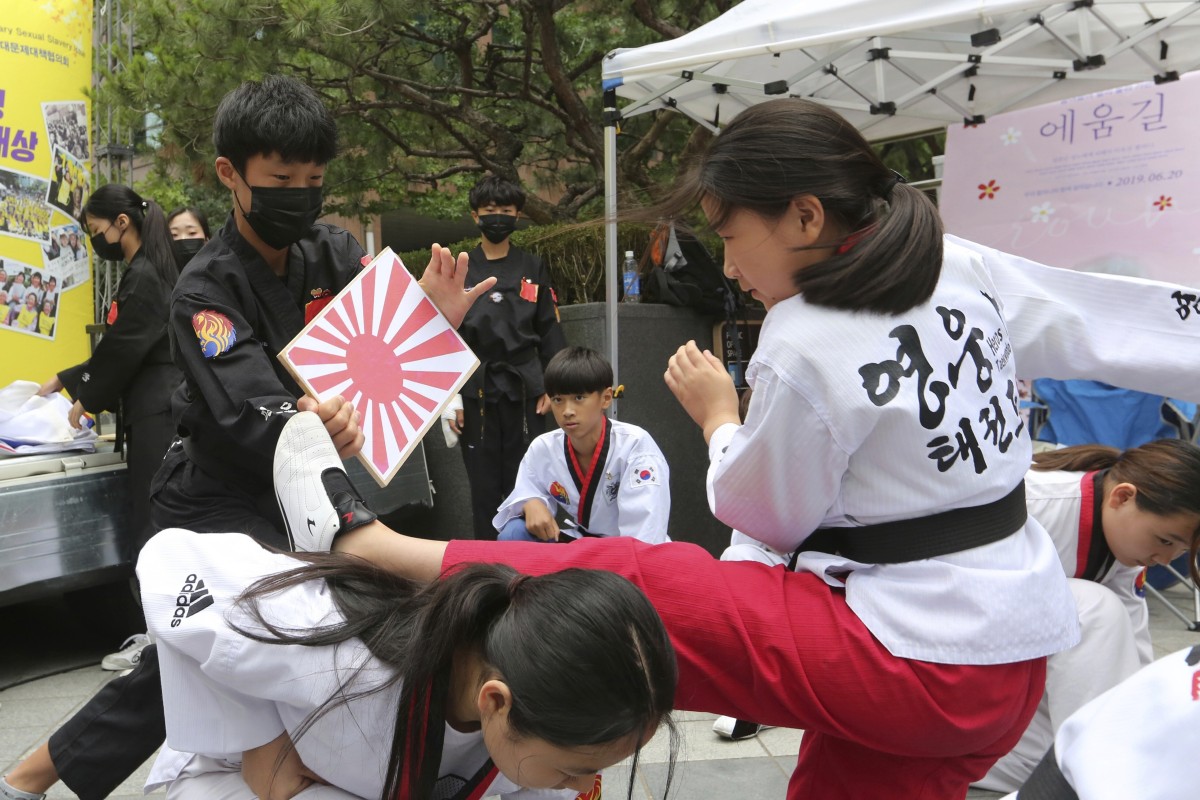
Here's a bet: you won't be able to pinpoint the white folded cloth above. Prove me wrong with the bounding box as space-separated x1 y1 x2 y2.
0 380 97 454
440 393 464 448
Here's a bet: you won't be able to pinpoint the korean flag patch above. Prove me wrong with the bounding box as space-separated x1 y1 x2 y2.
630 463 659 487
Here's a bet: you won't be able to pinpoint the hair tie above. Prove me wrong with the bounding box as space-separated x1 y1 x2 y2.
507 573 531 598
835 223 878 255
141 200 149 210
883 169 908 198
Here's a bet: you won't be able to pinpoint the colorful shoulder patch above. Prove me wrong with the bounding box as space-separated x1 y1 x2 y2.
1134 568 1146 598
106 300 119 325
574 773 602 800
549 481 570 506
631 464 660 486
192 309 237 359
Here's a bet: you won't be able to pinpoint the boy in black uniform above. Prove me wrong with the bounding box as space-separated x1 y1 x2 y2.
148 73 364 546
449 176 567 539
0 75 492 800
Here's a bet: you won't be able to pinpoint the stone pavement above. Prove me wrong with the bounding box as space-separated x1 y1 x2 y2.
3 581 1198 800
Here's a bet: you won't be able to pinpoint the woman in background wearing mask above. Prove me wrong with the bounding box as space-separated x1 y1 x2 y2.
166 206 211 270
37 186 184 665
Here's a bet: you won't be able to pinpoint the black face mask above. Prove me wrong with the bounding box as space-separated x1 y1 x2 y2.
478 214 517 244
90 225 125 261
172 238 206 269
236 180 324 250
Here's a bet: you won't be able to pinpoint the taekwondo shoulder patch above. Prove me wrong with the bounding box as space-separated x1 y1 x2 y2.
629 460 660 487
1134 568 1147 598
549 481 570 506
192 309 237 358
574 773 602 800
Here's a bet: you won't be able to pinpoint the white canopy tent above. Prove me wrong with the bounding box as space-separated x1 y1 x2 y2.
597 0 1200 385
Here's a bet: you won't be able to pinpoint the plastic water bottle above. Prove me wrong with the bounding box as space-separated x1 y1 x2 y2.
622 250 640 303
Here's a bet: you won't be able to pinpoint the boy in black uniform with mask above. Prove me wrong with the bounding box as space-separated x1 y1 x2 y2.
0 75 492 800
148 73 367 546
449 176 567 539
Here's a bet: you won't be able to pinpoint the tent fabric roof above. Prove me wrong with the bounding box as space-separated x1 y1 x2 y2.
602 0 1200 138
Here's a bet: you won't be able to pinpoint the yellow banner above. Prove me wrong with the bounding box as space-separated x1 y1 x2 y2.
0 0 92 386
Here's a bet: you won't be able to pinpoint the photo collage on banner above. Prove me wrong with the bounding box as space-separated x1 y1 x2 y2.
0 3 91 347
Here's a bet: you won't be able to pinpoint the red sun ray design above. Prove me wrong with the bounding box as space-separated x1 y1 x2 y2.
400 369 462 392
278 249 479 486
396 328 469 364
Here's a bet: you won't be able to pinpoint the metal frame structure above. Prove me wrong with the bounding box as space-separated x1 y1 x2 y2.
91 0 136 329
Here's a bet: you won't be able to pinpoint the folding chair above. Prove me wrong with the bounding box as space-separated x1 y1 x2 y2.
1142 555 1200 632
1030 379 1176 449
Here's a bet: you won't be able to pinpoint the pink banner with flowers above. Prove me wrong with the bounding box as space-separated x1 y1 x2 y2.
941 71 1200 285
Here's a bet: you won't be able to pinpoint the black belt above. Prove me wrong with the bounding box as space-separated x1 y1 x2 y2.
485 347 539 371
1018 747 1077 800
179 434 265 490
792 481 1027 566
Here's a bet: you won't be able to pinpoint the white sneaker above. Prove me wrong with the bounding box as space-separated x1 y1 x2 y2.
713 715 771 740
1 774 47 800
100 633 150 671
273 412 376 552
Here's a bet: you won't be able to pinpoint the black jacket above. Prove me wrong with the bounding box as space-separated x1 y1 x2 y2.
58 249 180 423
459 245 566 401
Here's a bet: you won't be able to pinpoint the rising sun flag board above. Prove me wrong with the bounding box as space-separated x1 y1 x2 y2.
278 248 479 486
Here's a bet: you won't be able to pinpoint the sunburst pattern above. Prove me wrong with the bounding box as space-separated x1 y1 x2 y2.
280 250 478 485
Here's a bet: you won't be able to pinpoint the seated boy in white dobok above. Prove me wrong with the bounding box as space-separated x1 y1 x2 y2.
493 347 671 544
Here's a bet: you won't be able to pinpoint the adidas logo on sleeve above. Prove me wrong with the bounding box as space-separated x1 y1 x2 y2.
170 573 214 628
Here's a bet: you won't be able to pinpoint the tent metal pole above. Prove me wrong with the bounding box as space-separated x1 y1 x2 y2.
603 89 621 417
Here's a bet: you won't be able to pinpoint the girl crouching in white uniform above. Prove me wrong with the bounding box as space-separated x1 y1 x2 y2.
136 528 677 800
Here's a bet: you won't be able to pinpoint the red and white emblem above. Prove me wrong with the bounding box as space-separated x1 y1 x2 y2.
278 248 479 485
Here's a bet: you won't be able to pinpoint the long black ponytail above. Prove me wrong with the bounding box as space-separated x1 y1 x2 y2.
651 97 944 315
234 556 678 800
82 184 179 289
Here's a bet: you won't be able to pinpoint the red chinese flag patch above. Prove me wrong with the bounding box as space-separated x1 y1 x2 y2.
305 292 333 324
519 279 539 303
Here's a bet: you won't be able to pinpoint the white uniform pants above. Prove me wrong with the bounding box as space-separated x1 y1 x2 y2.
721 530 790 567
974 578 1142 792
165 755 363 800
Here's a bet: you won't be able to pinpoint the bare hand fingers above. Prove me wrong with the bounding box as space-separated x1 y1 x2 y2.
465 275 498 301
437 244 455 275
335 431 364 460
703 349 726 371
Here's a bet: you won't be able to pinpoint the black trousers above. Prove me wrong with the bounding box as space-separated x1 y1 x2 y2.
124 410 178 561
460 396 543 539
45 449 286 799
150 442 288 549
48 644 164 800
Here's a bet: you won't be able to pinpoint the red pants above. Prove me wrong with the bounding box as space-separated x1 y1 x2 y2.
446 537 1045 800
